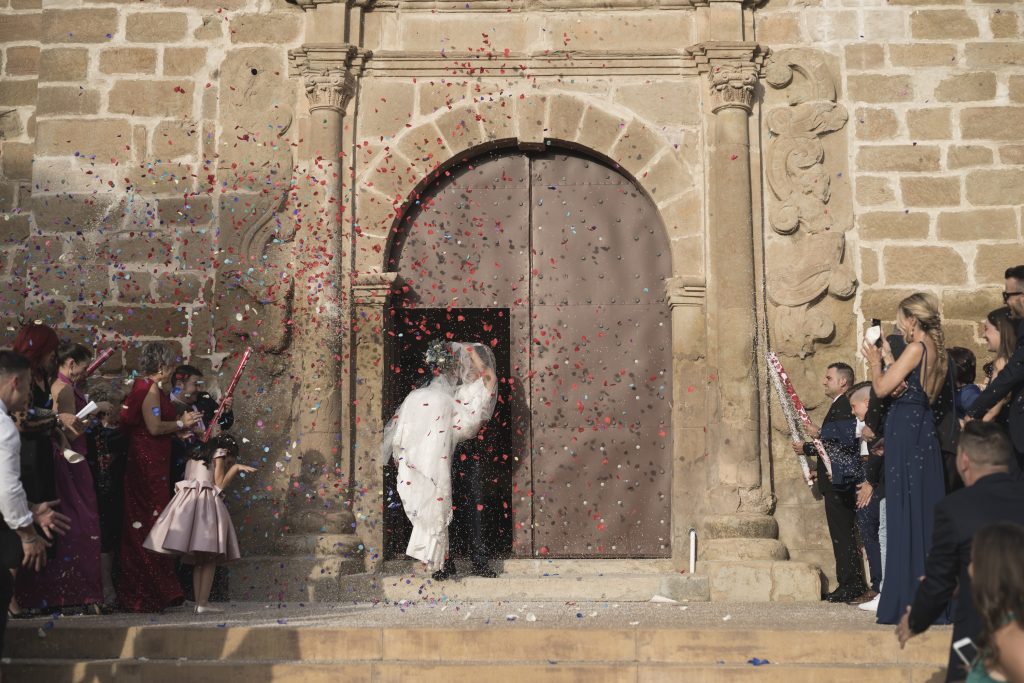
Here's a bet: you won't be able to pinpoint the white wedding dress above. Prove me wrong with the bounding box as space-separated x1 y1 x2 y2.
382 343 497 570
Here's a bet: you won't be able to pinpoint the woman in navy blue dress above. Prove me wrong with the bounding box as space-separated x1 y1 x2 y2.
863 292 950 626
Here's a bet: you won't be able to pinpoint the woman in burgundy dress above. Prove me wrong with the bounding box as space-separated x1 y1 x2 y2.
117 342 200 612
15 342 103 611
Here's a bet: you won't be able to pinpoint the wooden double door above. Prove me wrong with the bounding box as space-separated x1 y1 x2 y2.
384 149 673 559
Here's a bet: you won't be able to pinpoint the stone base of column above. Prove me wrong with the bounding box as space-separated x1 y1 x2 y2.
230 533 366 602
699 514 823 601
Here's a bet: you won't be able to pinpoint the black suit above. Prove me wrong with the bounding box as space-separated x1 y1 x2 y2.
968 320 1024 469
909 472 1024 682
802 394 865 595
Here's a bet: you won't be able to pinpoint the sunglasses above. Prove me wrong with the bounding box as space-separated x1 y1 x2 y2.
1003 291 1024 303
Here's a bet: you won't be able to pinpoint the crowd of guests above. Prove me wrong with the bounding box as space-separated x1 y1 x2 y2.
796 265 1024 682
0 328 253 665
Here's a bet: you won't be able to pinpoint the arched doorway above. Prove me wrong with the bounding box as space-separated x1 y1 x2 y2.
384 146 673 559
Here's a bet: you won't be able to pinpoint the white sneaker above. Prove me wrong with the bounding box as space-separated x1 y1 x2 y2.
858 594 881 612
195 605 224 614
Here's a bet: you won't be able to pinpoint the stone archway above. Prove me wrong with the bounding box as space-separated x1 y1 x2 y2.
349 92 707 569
382 144 675 559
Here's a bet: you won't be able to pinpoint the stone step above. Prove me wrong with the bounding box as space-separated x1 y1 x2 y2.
700 538 789 561
230 555 366 602
382 558 678 577
5 625 950 666
701 514 780 540
3 660 948 683
379 573 710 603
703 560 822 602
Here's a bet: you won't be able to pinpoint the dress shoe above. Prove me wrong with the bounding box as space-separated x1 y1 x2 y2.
195 605 224 614
824 587 864 603
432 559 457 581
858 593 881 612
470 564 497 578
847 589 879 606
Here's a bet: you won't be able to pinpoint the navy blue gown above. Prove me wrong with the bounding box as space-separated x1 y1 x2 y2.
877 343 949 625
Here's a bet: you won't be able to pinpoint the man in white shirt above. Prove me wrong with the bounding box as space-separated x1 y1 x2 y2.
0 350 70 672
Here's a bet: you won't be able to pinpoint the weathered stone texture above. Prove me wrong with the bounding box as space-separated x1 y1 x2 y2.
934 73 997 103
36 86 101 116
937 209 1017 242
948 145 994 169
965 169 1024 206
910 10 979 40
855 108 899 141
884 246 967 285
229 13 301 43
38 48 89 82
125 12 189 43
847 75 914 103
889 44 958 68
900 177 961 207
5 47 39 76
859 212 930 241
98 48 157 75
857 145 941 173
41 9 117 44
35 119 132 159
906 109 951 140
960 107 1024 141
108 80 195 118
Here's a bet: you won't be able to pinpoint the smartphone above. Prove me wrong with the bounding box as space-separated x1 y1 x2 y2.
952 636 979 668
870 318 883 347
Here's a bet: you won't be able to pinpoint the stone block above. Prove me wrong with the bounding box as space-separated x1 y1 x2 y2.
855 176 895 206
901 176 960 207
35 86 101 116
36 119 132 160
114 272 154 304
847 75 913 103
906 108 951 140
0 111 24 140
38 48 88 82
30 193 120 232
153 119 200 158
935 72 997 103
41 9 117 44
229 13 301 44
158 195 214 227
1012 76 1024 104
611 120 663 179
860 247 880 286
155 272 201 304
518 94 548 144
546 96 586 141
1000 145 1024 165
966 169 1024 205
862 10 907 41
645 151 693 199
163 48 207 76
172 226 213 269
416 80 468 117
961 107 1024 141
937 208 1017 241
911 10 979 39
130 162 196 195
0 14 40 43
884 246 967 285
859 211 930 240
990 10 1019 39
5 47 39 76
0 214 31 243
125 12 189 43
942 288 1004 323
193 15 224 41
358 80 416 139
100 230 173 264
476 98 516 142
614 80 700 127
109 80 194 118
755 12 803 45
856 145 940 172
861 288 921 322
976 244 1024 285
574 106 626 156
845 44 885 71
0 79 37 107
855 108 899 141
967 42 1024 67
948 145 993 169
98 47 157 75
889 43 958 67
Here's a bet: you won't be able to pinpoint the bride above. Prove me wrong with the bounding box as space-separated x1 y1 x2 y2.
382 340 498 578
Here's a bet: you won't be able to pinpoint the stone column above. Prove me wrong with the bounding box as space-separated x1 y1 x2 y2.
284 44 361 571
351 271 400 571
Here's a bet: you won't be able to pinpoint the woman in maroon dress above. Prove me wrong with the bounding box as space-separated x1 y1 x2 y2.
117 342 200 612
15 342 103 612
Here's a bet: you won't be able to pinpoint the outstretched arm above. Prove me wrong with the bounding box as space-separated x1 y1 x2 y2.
969 346 1024 419
864 338 922 398
467 345 497 391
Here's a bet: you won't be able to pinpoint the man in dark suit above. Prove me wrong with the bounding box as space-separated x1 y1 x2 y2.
897 421 1024 682
966 265 1024 470
792 362 867 603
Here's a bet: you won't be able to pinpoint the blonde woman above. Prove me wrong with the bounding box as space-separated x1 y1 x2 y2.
863 292 949 627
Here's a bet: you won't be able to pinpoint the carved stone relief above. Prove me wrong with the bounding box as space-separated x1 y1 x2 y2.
214 47 297 354
763 48 855 361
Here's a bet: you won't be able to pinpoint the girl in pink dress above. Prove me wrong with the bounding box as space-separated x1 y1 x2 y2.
144 434 253 613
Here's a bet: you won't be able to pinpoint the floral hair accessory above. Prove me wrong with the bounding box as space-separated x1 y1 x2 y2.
424 339 456 374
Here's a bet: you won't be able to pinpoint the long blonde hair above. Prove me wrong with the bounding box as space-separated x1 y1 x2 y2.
898 292 948 403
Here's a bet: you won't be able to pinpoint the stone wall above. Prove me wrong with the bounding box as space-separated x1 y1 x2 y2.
757 0 1024 588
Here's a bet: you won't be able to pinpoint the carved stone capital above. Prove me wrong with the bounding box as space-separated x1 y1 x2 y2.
686 42 766 114
666 276 707 309
289 44 368 113
352 271 401 306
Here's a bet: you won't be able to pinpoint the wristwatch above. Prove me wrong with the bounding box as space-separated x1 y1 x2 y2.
176 419 185 429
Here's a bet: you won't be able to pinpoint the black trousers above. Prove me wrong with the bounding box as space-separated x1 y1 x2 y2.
0 562 12 657
819 460 866 593
450 451 488 568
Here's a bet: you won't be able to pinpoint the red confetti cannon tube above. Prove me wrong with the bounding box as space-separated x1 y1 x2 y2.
201 347 252 443
84 347 116 379
766 352 833 479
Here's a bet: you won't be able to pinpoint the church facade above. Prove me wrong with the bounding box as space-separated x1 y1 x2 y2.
1 0 1021 601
